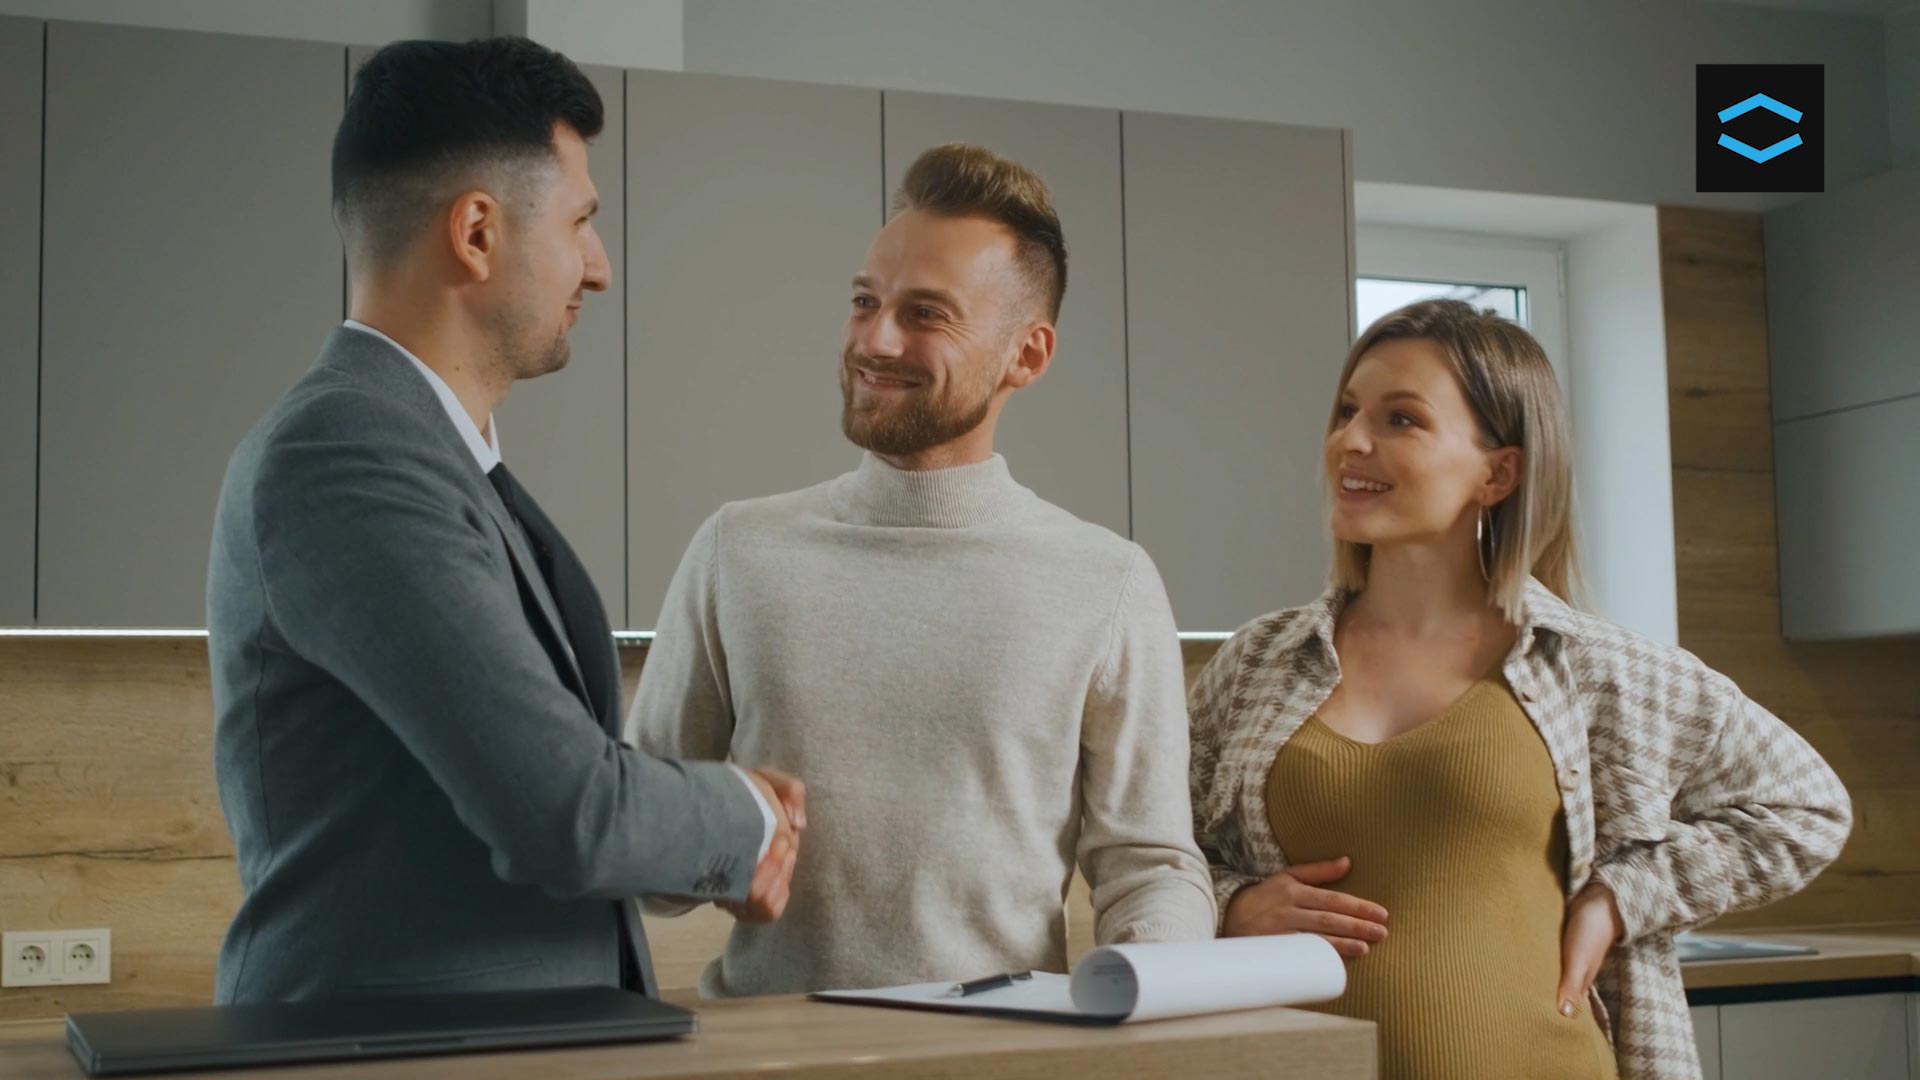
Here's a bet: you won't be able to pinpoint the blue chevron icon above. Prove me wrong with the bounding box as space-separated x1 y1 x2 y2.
1717 92 1804 163
1718 132 1804 163
1718 93 1803 124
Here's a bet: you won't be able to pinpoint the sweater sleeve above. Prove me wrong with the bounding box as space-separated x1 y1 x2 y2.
1186 627 1264 933
1076 546 1219 944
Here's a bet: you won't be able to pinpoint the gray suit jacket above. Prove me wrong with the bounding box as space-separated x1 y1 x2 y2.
207 327 764 1003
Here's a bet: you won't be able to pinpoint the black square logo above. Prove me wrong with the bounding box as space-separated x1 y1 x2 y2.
1697 64 1824 193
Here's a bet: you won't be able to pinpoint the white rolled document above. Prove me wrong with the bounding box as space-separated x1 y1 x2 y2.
811 934 1346 1024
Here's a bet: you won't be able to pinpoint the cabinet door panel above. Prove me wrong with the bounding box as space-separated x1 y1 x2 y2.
625 71 881 626
1124 112 1351 629
39 23 342 626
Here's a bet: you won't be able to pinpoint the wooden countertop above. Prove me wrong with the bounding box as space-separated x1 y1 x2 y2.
6 925 1913 1075
0 992 1376 1080
1680 924 1920 991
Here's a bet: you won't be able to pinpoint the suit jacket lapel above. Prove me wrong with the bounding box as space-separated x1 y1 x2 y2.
316 328 592 706
475 489 592 704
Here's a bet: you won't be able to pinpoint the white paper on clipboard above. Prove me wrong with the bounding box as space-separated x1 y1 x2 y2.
811 934 1345 1024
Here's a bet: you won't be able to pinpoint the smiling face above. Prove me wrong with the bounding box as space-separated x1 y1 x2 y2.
1325 336 1519 550
839 209 1047 459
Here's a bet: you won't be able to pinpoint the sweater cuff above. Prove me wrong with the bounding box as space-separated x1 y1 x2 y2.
1591 849 1669 944
1110 905 1217 945
1211 870 1263 936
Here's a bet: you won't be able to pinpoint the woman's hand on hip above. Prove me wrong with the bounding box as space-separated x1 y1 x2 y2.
1556 881 1624 1018
1222 856 1389 958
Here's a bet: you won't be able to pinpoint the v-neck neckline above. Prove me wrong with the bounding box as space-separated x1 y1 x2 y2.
1308 675 1503 749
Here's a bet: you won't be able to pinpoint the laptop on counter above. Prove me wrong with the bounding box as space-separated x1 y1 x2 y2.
66 986 694 1076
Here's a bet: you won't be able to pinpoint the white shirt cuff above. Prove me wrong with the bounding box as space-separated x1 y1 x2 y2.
727 763 776 862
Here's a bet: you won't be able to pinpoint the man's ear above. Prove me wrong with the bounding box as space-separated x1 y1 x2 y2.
1002 320 1056 390
446 189 502 283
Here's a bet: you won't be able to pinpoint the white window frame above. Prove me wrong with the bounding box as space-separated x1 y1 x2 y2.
1354 225 1571 408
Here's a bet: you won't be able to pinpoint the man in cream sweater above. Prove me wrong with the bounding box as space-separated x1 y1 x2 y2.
625 143 1215 997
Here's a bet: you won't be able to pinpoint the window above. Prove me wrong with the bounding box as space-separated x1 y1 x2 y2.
1355 277 1525 333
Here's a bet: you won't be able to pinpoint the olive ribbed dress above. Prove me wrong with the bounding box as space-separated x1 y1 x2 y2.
1266 676 1617 1080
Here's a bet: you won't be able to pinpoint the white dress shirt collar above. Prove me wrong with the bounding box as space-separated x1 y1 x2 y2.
342 320 501 472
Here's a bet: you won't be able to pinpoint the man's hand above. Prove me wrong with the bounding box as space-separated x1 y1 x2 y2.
720 768 807 923
1222 856 1389 958
1556 881 1624 1018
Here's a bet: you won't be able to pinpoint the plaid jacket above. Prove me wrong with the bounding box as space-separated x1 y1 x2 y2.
1189 579 1852 1080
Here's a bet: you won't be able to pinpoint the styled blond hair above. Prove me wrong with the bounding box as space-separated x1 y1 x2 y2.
891 143 1067 321
1329 299 1582 622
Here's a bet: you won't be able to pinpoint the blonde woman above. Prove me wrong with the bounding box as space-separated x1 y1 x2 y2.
1188 300 1850 1080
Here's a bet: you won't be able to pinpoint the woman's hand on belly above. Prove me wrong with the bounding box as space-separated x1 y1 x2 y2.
1221 856 1390 958
1555 882 1624 1018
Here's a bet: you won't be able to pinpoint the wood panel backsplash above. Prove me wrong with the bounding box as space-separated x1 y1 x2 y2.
2 641 1221 1021
1658 206 1920 931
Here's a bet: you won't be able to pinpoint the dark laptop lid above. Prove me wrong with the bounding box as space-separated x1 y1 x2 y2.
66 986 694 1076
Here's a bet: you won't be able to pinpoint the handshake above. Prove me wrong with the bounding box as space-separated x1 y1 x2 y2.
721 768 808 923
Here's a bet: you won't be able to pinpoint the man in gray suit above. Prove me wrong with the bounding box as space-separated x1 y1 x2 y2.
206 37 803 1005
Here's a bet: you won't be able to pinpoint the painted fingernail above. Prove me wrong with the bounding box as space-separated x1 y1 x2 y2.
1560 1000 1576 1018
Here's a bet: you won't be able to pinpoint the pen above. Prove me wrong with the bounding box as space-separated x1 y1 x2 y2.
947 971 1034 998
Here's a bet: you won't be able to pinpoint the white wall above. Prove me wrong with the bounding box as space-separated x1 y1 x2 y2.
683 0 1891 212
1565 210 1678 645
0 0 490 45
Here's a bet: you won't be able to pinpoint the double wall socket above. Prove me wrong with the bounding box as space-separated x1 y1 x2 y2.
2 929 112 987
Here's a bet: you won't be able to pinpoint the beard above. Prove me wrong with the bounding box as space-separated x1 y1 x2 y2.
839 345 1001 457
485 298 571 382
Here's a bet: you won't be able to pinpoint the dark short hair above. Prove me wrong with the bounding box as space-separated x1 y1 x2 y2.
892 144 1068 322
333 37 602 263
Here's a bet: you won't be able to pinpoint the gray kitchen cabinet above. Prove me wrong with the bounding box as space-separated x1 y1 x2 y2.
1909 993 1918 1078
1765 165 1920 642
37 22 342 626
624 70 881 627
1765 166 1920 422
1719 993 1910 1080
0 17 40 627
882 91 1131 539
1691 1005 1722 1080
1122 111 1353 630
1774 396 1920 640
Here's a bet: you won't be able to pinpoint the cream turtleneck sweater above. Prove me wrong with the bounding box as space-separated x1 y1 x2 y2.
626 452 1216 997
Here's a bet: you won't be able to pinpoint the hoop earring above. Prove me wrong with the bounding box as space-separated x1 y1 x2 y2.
1476 504 1495 582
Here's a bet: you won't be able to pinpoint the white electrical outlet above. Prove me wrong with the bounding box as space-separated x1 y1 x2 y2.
3 929 111 987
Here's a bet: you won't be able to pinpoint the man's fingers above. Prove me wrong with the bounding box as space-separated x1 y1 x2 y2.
731 828 802 924
754 769 808 831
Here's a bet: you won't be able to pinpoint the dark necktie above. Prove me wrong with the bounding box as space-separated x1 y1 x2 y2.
486 462 653 996
485 462 620 732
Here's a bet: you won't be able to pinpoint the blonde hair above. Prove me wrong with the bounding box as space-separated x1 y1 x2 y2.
891 143 1067 321
1329 299 1582 622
